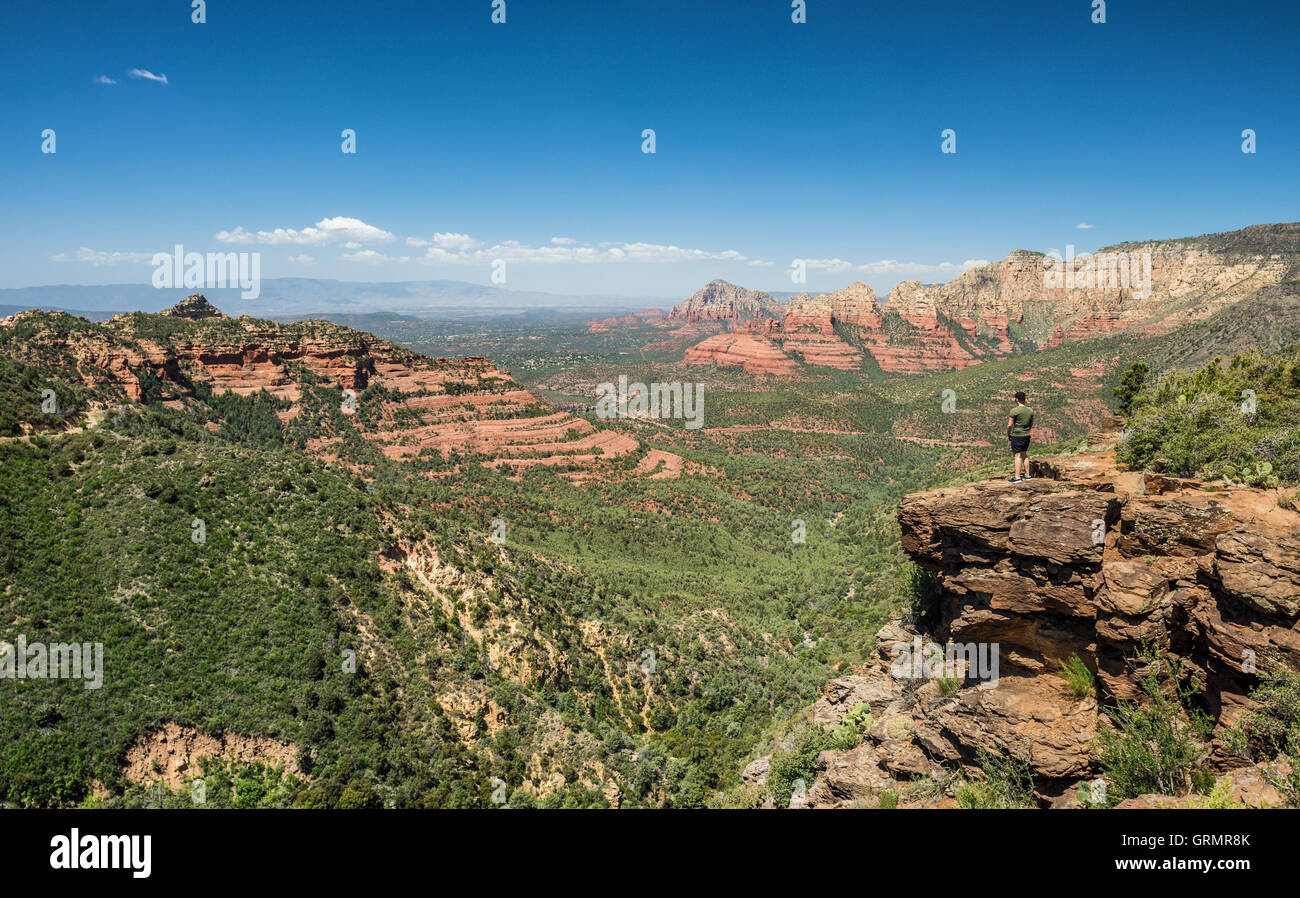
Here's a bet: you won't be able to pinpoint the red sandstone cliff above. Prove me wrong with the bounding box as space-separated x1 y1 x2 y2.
680 224 1300 377
745 432 1300 808
669 279 784 325
0 295 638 477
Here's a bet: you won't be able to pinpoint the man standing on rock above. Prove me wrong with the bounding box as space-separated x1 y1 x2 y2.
1007 391 1034 483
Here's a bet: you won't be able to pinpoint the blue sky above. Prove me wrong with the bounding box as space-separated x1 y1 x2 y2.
2 0 1297 300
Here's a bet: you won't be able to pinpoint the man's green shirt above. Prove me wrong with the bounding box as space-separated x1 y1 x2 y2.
1010 404 1034 437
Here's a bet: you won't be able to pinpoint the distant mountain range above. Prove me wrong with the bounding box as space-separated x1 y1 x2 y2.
0 278 663 320
667 223 1300 376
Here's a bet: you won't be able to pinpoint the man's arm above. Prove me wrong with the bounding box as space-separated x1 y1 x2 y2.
1007 415 1015 437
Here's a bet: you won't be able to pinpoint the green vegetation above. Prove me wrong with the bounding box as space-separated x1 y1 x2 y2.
1059 653 1096 698
903 562 941 628
766 726 830 807
1112 361 1148 414
1225 670 1300 807
829 702 874 751
954 747 1036 809
1095 648 1212 805
6 279 1296 809
1117 345 1300 485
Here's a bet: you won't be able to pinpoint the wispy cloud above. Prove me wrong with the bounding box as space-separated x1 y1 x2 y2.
93 74 117 85
341 250 411 264
127 68 168 85
208 216 984 281
405 232 483 251
798 258 855 273
412 237 754 266
216 216 396 246
856 258 988 274
51 247 153 266
1076 222 1095 229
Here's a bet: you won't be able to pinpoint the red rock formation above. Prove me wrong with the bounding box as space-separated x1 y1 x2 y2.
1 298 640 478
706 227 1300 377
682 332 797 375
669 279 783 325
779 282 874 371
160 293 225 320
777 434 1300 808
585 308 669 333
885 237 1296 355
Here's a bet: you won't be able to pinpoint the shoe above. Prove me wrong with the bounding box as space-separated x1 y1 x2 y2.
1007 476 1022 483
1023 475 1033 481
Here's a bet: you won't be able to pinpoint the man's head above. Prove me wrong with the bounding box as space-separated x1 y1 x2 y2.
1014 391 1027 404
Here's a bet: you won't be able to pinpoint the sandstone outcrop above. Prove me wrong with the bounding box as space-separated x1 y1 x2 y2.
881 228 1298 357
586 309 668 333
682 332 797 375
160 293 225 320
788 431 1300 807
676 224 1300 376
669 279 783 325
0 298 639 478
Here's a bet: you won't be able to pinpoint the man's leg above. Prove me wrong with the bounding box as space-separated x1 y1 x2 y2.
1015 451 1025 478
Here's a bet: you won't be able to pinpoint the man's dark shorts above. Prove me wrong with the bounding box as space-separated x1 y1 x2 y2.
1009 436 1030 454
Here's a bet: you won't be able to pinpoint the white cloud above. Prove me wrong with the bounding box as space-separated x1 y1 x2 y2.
411 235 756 266
1076 223 1095 229
127 68 168 85
216 216 395 246
288 254 315 264
93 75 116 85
205 219 987 283
51 247 153 266
800 258 856 273
855 258 988 274
406 232 484 251
340 250 391 264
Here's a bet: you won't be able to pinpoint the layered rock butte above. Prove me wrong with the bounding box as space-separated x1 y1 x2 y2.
1 295 637 476
585 309 668 333
761 429 1300 808
675 224 1300 376
669 279 785 325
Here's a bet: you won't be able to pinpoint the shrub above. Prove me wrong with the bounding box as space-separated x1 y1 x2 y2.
1117 346 1300 485
767 726 831 808
904 562 941 627
954 747 1035 809
1224 669 1300 807
1059 653 1096 698
1095 649 1211 803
